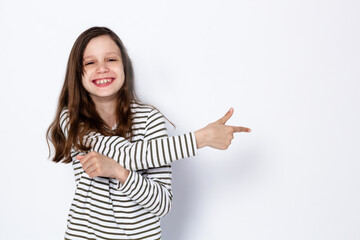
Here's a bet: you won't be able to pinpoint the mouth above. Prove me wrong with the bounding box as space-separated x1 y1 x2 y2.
92 78 115 87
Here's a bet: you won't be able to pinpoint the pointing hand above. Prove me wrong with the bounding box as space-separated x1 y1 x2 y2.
194 108 251 150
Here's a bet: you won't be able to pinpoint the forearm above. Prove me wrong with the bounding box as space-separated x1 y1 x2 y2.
60 108 198 171
116 166 173 218
91 132 197 170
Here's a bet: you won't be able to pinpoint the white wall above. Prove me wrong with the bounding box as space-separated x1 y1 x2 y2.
0 0 359 239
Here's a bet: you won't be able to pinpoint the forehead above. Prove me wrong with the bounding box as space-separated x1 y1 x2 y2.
83 35 121 58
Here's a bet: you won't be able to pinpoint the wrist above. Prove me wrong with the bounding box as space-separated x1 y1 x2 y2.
115 165 130 184
194 128 207 149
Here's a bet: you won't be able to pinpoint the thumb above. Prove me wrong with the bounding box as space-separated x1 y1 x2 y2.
216 107 234 125
76 155 85 160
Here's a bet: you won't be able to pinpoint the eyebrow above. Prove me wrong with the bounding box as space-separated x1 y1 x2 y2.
83 52 121 60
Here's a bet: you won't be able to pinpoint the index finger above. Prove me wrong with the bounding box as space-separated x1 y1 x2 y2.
76 154 89 164
230 126 251 133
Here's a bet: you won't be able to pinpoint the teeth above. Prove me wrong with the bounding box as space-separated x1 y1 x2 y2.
95 78 112 85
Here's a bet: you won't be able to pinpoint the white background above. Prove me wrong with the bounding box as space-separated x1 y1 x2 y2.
0 0 359 239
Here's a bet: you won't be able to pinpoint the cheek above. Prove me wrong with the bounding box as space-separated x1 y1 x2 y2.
114 62 124 74
81 74 92 90
81 78 86 87
83 66 95 77
117 67 125 78
82 70 92 82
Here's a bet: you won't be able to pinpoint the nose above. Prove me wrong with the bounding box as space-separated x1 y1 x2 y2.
96 61 109 74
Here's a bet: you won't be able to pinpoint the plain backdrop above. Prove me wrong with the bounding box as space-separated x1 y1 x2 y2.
0 0 359 239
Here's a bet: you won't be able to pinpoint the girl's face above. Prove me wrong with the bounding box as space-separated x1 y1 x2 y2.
82 35 125 104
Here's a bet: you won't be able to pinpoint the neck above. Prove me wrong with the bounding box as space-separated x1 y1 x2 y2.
92 97 117 128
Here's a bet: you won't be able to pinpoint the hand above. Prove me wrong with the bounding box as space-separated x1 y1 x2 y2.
76 152 130 184
194 108 251 150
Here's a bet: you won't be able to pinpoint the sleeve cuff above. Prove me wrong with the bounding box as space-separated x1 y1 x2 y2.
116 171 135 190
190 131 198 156
117 171 143 196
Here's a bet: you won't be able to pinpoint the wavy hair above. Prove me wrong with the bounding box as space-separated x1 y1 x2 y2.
47 26 138 163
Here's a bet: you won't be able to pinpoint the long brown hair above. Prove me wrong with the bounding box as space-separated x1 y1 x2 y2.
47 26 138 163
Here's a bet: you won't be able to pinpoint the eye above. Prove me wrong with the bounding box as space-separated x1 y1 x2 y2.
84 61 94 66
108 58 117 62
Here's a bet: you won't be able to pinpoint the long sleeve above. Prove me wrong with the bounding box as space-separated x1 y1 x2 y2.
115 113 173 217
64 105 181 239
60 107 198 171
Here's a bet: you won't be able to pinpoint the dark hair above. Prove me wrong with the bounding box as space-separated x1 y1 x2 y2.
47 26 138 163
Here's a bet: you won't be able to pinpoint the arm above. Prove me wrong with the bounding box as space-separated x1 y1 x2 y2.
116 166 172 218
75 109 174 217
93 109 197 170
115 117 173 217
60 108 197 171
60 107 251 171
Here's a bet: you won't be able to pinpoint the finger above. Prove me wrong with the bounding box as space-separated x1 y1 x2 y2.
76 155 85 161
77 151 94 164
77 155 89 165
76 155 87 164
230 126 251 133
88 170 99 178
216 107 234 125
82 157 97 171
86 164 99 177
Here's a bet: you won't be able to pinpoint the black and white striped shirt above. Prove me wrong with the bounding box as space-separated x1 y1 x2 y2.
59 102 197 239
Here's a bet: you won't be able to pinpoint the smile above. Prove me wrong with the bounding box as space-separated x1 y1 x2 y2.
92 78 114 87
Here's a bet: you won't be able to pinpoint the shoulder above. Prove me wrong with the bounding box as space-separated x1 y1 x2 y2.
130 101 162 120
58 107 70 134
59 107 69 123
129 101 167 140
130 101 154 113
60 107 69 115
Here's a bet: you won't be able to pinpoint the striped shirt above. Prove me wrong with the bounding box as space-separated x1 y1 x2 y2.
59 102 197 239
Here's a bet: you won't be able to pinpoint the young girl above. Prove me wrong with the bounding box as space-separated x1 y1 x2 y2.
47 26 250 240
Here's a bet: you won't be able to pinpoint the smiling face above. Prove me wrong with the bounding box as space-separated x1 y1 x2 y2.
82 35 125 105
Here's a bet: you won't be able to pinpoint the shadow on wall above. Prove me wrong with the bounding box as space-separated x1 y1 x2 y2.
161 157 198 240
161 146 260 239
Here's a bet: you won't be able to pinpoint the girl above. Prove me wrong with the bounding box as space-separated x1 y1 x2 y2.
47 26 250 240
